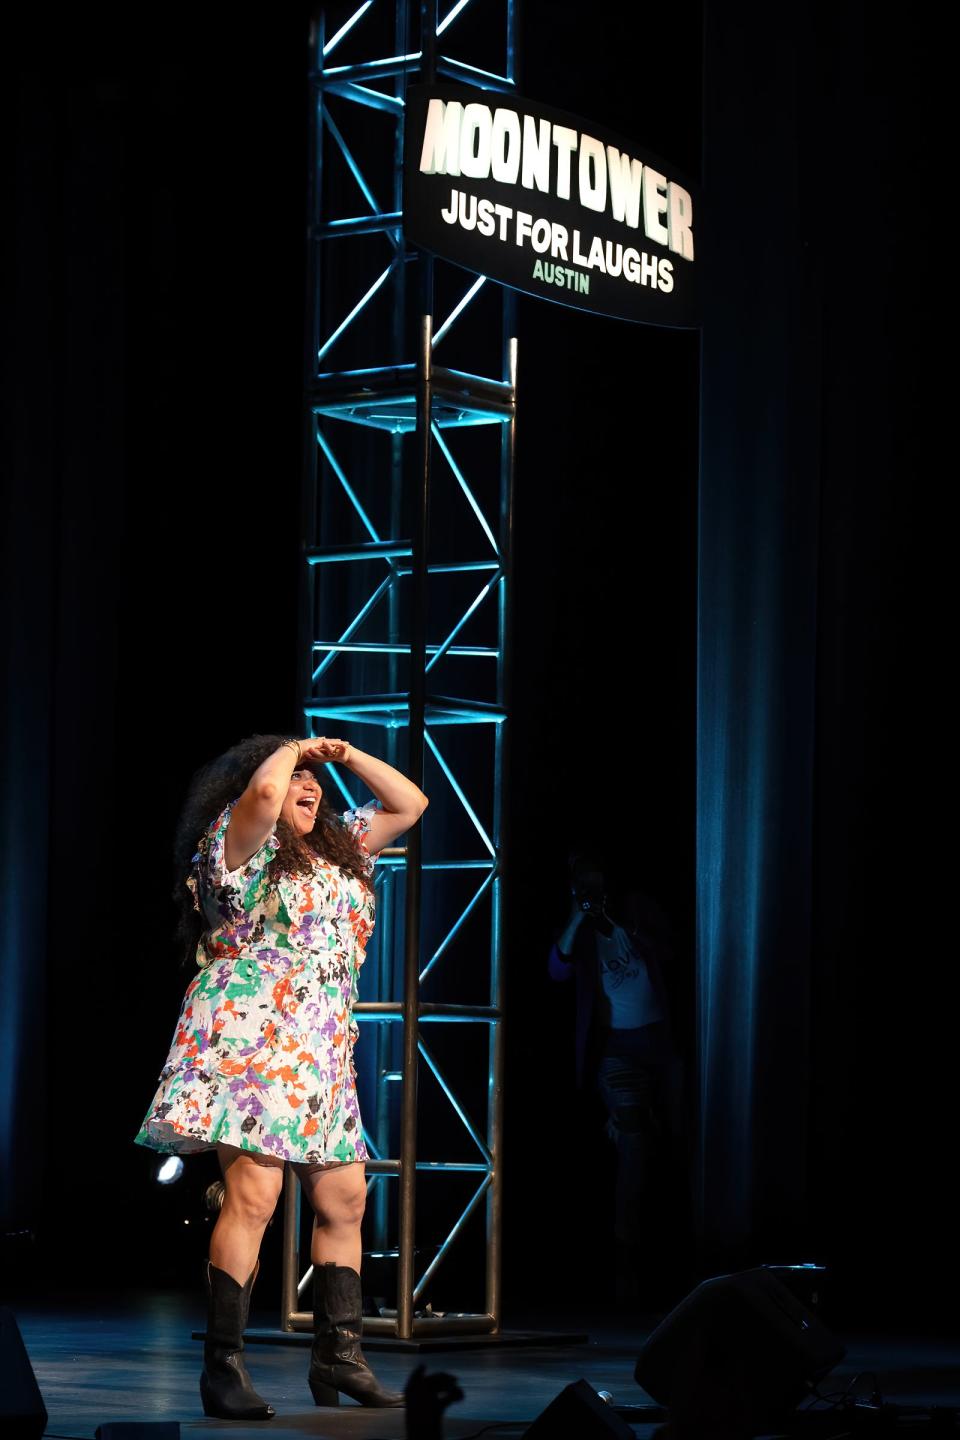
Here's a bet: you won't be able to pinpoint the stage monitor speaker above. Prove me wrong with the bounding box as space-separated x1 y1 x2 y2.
634 1266 846 1435
524 1379 636 1438
0 1306 48 1440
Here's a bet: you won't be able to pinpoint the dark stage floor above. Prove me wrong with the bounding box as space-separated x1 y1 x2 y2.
11 1291 960 1439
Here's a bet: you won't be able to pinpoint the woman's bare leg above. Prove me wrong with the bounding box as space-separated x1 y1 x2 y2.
295 1161 367 1272
209 1144 285 1283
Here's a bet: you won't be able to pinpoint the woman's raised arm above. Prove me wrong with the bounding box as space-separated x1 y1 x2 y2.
332 741 429 853
224 738 320 871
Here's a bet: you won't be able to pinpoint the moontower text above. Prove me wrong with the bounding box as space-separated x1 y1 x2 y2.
420 98 695 259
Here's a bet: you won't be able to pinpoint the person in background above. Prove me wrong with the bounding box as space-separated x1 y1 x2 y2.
549 851 679 1302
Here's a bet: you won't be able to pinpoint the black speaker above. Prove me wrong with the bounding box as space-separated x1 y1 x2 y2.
0 1307 47 1440
634 1267 846 1435
524 1379 636 1438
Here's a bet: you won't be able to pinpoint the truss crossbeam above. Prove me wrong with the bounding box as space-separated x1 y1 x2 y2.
324 80 406 113
309 366 515 430
303 693 507 725
314 55 424 84
313 212 404 238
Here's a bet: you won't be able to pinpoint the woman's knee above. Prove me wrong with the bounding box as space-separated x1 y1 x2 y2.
606 1105 657 1150
330 1193 366 1229
220 1152 284 1229
226 1187 281 1230
306 1167 367 1228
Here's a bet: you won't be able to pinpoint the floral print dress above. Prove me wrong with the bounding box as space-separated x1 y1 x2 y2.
134 800 378 1165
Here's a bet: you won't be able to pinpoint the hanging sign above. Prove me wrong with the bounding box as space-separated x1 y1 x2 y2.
403 83 700 328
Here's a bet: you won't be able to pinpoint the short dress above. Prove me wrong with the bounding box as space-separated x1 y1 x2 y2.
134 799 379 1166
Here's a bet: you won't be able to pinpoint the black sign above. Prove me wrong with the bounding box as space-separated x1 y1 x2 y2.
403 83 700 328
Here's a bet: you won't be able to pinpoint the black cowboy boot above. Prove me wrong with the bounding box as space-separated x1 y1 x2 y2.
308 1262 404 1407
200 1260 276 1420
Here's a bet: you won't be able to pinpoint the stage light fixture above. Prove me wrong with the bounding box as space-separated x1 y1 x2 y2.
155 1157 183 1185
204 1180 225 1211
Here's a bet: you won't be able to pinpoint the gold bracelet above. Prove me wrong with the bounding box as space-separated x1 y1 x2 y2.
283 738 302 764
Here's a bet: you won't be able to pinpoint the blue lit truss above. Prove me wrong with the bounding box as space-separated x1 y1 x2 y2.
280 0 518 1341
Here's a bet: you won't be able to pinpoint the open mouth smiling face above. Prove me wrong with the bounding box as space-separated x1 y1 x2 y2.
283 768 322 833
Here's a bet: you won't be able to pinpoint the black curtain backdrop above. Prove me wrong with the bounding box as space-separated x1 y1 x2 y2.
2 2 947 1328
697 0 824 1266
696 2 948 1325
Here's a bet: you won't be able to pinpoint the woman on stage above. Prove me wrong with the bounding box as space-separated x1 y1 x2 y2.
135 733 428 1419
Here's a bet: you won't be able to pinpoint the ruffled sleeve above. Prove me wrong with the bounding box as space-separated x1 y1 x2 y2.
190 800 280 918
341 800 382 874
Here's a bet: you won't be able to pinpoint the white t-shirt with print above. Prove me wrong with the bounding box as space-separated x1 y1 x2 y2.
595 923 663 1030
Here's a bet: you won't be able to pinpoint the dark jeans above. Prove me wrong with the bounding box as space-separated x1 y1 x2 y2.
595 1031 669 1248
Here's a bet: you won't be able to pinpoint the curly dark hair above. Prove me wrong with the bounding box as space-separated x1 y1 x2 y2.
173 733 374 965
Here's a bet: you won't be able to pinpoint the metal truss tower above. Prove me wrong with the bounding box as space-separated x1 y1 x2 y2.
280 0 518 1340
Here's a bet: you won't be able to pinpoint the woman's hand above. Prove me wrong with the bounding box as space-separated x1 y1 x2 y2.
299 736 353 766
556 895 588 956
567 893 588 926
